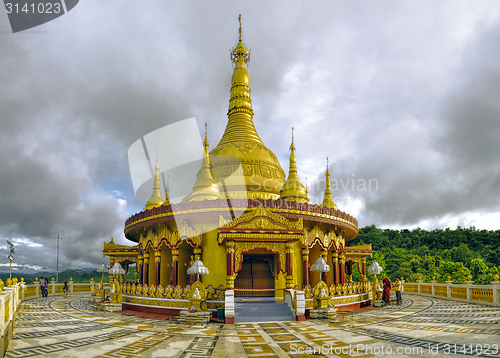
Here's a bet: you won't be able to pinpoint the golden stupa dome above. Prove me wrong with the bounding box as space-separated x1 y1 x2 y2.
209 16 285 199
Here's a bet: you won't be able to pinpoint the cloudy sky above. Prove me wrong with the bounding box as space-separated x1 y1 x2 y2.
1 1 499 273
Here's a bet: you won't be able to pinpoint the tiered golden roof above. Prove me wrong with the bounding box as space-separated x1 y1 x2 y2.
183 127 222 202
209 15 285 199
280 129 309 203
321 158 338 210
144 159 165 210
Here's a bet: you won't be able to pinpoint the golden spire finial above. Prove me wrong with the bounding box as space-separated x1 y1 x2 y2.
144 154 165 210
322 157 338 210
280 130 308 203
183 125 222 202
238 14 242 41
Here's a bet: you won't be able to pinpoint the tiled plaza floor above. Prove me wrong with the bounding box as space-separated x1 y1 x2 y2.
6 293 500 357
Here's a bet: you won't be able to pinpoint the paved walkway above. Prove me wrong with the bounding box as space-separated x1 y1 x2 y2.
6 294 500 357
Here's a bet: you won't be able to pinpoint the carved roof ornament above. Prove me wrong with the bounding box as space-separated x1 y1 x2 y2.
104 238 138 251
218 205 303 243
302 223 341 250
220 205 303 231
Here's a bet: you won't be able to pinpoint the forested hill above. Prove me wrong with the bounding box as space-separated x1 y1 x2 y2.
347 225 500 284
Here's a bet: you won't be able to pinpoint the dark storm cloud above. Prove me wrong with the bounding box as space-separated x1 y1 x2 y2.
1 1 499 272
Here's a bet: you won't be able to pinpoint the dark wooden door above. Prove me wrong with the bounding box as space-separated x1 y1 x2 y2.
235 256 274 297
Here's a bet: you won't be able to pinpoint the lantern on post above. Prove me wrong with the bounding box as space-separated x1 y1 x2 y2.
97 263 109 279
187 259 209 282
310 257 330 278
368 260 383 305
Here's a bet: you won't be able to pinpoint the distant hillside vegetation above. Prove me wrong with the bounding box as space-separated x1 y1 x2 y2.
347 225 500 284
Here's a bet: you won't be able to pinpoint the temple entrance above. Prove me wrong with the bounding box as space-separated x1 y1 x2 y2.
235 254 275 297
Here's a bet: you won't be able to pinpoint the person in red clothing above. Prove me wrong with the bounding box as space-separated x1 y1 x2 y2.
382 277 391 306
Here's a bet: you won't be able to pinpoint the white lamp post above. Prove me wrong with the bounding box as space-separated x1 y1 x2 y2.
187 259 209 282
97 263 109 280
368 260 383 305
310 257 330 283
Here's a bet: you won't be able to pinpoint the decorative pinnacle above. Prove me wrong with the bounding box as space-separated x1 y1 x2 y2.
322 156 337 209
239 14 242 41
204 123 209 147
231 15 250 64
165 175 170 205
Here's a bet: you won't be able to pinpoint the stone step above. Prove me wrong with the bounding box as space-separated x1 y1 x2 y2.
234 301 296 323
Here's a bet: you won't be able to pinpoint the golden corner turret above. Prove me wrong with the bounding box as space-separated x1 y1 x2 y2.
144 158 165 210
209 15 285 200
280 128 309 203
183 125 223 202
321 158 338 210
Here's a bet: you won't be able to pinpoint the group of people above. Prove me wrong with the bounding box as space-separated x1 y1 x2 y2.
382 277 402 305
39 277 70 297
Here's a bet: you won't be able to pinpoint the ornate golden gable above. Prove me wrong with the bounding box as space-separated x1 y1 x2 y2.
302 223 343 250
104 238 138 251
217 205 303 243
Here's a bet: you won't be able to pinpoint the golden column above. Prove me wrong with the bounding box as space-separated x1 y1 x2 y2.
171 249 179 287
332 252 339 285
143 252 149 285
226 241 235 289
339 252 346 284
320 250 328 283
302 249 310 288
137 254 144 285
285 242 294 289
361 257 367 281
154 250 161 286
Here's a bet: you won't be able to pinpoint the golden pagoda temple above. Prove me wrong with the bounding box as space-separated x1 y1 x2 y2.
103 16 372 322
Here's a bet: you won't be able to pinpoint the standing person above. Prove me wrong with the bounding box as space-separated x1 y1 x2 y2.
45 277 49 297
40 277 46 297
63 279 69 297
393 277 402 305
382 277 391 306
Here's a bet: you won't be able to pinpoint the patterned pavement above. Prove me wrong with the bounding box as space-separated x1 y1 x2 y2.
6 294 500 357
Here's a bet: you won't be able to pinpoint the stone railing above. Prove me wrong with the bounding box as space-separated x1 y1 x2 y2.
404 279 500 307
300 281 372 309
302 281 372 299
120 282 226 310
28 279 95 296
284 289 306 320
0 280 23 354
0 278 94 355
121 282 225 300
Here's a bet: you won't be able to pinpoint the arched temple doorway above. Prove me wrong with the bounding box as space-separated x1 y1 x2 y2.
234 253 275 297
